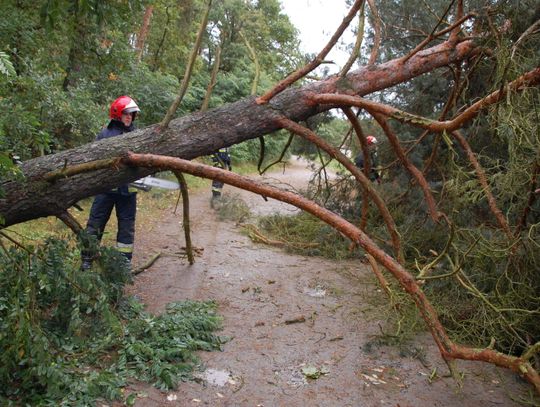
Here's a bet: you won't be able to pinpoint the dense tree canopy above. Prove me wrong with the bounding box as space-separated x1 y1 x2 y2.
0 0 300 161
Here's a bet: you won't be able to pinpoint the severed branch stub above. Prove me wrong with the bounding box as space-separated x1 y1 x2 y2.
43 158 121 183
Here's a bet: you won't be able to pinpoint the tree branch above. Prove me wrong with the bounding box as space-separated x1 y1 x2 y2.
173 171 194 265
256 0 364 104
56 210 83 235
342 108 372 230
451 131 513 239
274 116 404 264
366 0 381 65
514 162 539 236
312 67 540 132
122 151 540 394
339 4 365 76
160 0 212 130
372 112 441 222
200 43 222 112
0 39 479 228
259 133 294 175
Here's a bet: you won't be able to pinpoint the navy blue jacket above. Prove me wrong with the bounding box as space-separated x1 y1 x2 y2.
354 150 380 181
96 119 134 140
97 120 135 195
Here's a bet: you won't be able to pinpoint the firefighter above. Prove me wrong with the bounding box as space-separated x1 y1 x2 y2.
354 135 380 183
210 147 231 208
81 96 141 270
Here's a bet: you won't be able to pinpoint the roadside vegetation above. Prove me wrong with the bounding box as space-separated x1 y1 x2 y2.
0 234 224 405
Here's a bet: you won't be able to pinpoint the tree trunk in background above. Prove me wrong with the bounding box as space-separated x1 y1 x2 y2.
136 6 154 62
62 1 86 91
0 40 476 227
200 44 222 111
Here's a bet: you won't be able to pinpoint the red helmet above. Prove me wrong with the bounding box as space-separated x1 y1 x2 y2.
109 96 140 120
366 135 378 145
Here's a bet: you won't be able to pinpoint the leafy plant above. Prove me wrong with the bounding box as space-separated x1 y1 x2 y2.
0 51 15 77
0 237 223 405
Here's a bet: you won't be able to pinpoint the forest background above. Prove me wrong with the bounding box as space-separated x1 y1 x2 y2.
0 0 539 405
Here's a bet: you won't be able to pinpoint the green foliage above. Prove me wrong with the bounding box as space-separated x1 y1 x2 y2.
208 0 299 79
258 211 358 260
0 237 223 405
214 193 251 224
0 73 103 157
99 63 180 127
0 51 15 77
0 0 303 163
329 0 540 358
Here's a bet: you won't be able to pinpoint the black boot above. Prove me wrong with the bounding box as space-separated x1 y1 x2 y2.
81 257 93 271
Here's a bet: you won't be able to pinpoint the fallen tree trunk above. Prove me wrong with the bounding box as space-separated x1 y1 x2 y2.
0 40 475 227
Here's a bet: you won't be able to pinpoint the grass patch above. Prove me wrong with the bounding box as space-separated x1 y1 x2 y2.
257 212 360 260
4 172 206 249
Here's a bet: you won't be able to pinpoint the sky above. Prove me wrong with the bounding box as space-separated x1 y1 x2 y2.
280 0 357 73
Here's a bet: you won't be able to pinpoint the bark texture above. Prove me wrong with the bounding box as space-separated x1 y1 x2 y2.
0 40 475 227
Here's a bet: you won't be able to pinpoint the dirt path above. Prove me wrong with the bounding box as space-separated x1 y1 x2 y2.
125 159 530 407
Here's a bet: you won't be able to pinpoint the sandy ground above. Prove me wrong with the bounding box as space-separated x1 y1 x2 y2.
122 158 533 407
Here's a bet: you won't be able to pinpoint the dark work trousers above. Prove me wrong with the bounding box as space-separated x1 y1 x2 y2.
211 151 231 198
84 191 137 262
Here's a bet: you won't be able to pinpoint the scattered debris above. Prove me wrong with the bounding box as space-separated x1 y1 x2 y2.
357 366 406 387
303 285 326 298
284 315 306 324
360 373 387 385
195 369 232 387
275 367 307 387
301 365 330 379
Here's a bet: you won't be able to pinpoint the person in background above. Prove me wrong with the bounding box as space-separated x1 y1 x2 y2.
81 96 141 270
210 147 232 208
354 135 380 183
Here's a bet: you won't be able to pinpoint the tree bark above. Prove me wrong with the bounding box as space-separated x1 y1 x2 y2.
136 6 154 63
0 40 476 227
